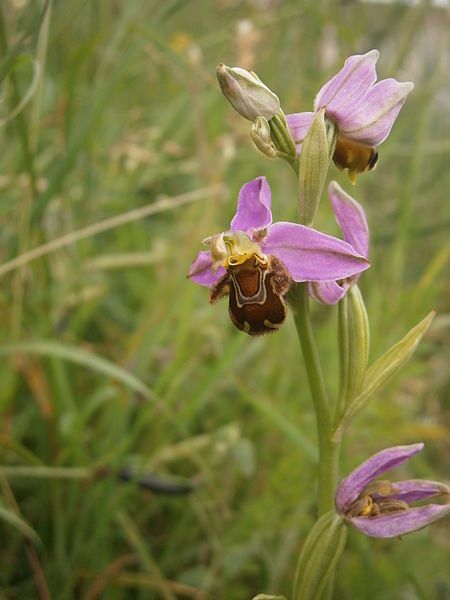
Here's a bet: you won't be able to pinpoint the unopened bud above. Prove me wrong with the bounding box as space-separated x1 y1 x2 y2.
337 284 370 419
216 64 280 121
250 116 277 158
293 511 347 600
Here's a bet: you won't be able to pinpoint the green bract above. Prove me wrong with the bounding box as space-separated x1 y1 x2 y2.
298 109 335 226
293 511 347 600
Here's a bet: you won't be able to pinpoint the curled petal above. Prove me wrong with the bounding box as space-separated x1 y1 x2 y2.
349 504 450 538
329 181 369 258
286 112 315 153
188 251 225 288
230 176 273 232
314 50 379 116
308 280 349 305
263 222 369 282
338 79 414 146
386 480 450 504
335 443 424 513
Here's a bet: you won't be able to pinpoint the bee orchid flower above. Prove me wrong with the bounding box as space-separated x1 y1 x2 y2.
337 443 450 538
309 181 369 305
287 50 414 183
188 177 369 335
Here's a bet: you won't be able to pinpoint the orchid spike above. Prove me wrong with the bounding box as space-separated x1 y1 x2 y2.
188 177 369 335
287 50 414 183
336 443 450 538
309 181 369 305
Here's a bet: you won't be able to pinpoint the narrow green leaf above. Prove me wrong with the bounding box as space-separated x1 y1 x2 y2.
335 310 435 436
0 340 156 401
0 466 89 480
0 500 41 546
365 310 435 394
154 0 192 24
116 511 176 600
0 55 41 127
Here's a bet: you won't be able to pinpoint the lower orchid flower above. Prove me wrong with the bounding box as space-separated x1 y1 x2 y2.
309 181 369 305
287 50 414 183
336 443 450 538
188 176 369 335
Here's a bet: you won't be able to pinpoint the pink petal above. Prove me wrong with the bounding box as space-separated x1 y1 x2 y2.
335 443 424 514
349 504 450 538
188 250 225 288
314 50 379 116
338 79 414 146
230 176 272 233
308 280 349 305
329 181 369 258
385 480 450 504
262 222 370 283
286 112 315 152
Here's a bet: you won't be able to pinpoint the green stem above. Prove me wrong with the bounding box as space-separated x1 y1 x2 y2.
291 283 341 515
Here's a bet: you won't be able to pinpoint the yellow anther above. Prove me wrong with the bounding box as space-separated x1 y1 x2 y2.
204 231 266 269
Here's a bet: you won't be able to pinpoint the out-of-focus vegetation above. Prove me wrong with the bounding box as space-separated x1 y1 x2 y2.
0 1 449 598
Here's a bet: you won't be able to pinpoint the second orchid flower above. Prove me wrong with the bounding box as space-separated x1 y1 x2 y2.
287 50 414 183
309 181 369 305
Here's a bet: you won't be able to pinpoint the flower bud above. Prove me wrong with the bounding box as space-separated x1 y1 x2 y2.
250 116 277 158
216 64 280 121
293 511 347 600
337 284 370 419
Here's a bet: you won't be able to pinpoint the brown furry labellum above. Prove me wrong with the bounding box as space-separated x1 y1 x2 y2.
333 134 378 184
210 254 292 336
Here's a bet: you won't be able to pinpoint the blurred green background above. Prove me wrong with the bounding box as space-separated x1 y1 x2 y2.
0 1 449 598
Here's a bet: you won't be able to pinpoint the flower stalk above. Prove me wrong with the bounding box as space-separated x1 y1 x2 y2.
290 284 341 515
